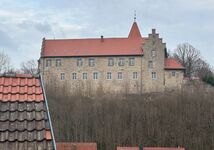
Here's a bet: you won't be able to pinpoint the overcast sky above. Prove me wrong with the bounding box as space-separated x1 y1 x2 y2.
0 0 214 68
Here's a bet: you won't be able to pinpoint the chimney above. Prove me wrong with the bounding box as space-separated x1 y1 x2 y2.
152 29 156 34
101 35 104 42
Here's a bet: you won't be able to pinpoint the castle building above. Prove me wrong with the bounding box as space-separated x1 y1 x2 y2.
39 20 185 94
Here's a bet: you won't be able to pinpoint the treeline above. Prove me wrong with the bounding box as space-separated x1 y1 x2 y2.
46 84 214 150
0 51 38 75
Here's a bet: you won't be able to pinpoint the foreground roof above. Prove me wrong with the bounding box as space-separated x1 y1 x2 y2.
165 58 185 70
57 142 97 150
0 74 54 150
117 147 185 150
41 22 144 57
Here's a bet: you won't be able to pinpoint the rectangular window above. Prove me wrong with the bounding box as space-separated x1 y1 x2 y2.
151 50 156 57
118 58 125 66
151 72 157 80
77 58 83 67
56 59 61 67
118 72 123 80
133 72 138 79
46 59 51 67
148 61 153 68
108 58 114 66
107 72 112 80
89 58 95 67
172 71 176 77
60 73 65 80
72 73 77 80
93 72 98 80
129 58 135 66
83 73 87 80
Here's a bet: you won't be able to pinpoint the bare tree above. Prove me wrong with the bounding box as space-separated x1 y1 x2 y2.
0 51 11 74
174 43 201 78
21 59 38 75
196 59 212 78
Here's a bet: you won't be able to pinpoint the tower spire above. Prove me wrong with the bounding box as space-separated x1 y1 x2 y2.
134 10 136 22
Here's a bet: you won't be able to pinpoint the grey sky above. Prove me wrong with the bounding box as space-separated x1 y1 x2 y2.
0 0 214 68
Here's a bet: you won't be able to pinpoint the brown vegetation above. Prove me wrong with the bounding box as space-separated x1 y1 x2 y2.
46 82 214 150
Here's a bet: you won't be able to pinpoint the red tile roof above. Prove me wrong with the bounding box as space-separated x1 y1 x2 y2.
0 75 43 102
117 147 139 150
117 147 185 150
144 147 185 150
41 22 144 57
57 142 97 150
0 74 54 150
165 58 185 70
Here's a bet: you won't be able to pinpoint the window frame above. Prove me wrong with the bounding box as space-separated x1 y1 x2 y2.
46 59 51 67
151 72 157 80
118 58 125 66
151 50 156 57
107 72 112 80
72 73 77 80
108 58 114 66
148 61 153 69
172 71 176 77
89 58 95 67
77 58 83 67
117 72 123 80
60 73 65 80
56 58 61 67
83 73 88 80
93 72 98 80
129 58 135 66
133 72 138 79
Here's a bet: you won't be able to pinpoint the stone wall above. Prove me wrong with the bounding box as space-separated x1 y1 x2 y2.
141 29 166 92
39 56 143 95
164 70 184 90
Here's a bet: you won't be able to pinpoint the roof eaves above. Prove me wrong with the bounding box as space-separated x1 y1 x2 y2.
41 54 144 58
164 67 186 70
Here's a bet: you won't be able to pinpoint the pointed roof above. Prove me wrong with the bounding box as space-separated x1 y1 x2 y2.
128 21 142 38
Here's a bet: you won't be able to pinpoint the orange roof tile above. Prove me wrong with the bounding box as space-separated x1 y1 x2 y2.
117 147 139 150
144 147 185 150
0 75 43 102
165 58 185 70
117 147 185 150
41 22 144 57
46 130 52 140
57 142 97 150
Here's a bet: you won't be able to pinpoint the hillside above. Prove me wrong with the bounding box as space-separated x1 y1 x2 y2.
46 85 214 150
